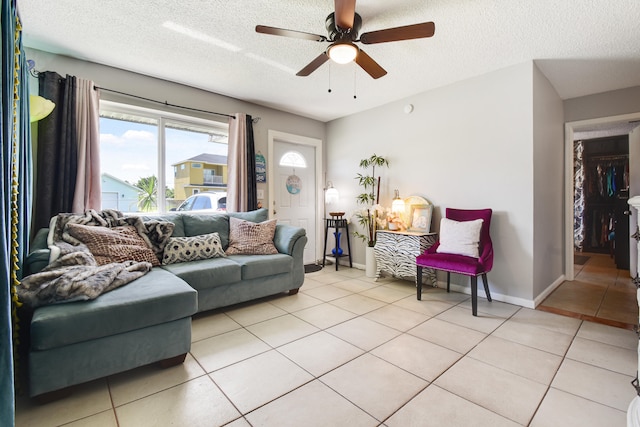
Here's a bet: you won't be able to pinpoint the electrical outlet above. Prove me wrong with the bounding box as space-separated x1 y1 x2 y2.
257 189 264 199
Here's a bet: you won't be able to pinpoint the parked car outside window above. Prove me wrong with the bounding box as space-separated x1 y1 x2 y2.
173 192 227 212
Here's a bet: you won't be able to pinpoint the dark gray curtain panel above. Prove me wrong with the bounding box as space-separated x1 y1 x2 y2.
245 114 257 211
33 72 77 232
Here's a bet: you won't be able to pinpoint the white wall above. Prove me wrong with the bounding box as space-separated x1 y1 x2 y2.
532 64 565 298
327 62 544 303
564 86 640 123
25 48 326 210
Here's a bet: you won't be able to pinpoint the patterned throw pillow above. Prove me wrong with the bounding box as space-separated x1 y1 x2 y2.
162 232 226 265
225 217 278 255
65 223 160 266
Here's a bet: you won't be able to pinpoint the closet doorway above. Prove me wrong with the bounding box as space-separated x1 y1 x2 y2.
564 113 640 283
574 135 630 269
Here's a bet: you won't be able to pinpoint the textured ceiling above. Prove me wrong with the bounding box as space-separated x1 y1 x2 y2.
17 0 640 122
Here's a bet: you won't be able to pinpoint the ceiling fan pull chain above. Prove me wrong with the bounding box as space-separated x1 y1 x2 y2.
353 63 357 99
328 62 332 93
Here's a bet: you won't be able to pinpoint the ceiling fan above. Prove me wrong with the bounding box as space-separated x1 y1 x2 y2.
256 0 435 79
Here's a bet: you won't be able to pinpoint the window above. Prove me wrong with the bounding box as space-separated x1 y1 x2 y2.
177 195 195 211
279 151 307 168
203 169 216 184
99 101 228 214
192 195 211 210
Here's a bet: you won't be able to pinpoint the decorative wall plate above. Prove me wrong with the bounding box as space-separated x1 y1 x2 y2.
286 174 302 194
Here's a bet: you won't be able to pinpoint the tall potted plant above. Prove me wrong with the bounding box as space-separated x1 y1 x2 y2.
353 154 389 276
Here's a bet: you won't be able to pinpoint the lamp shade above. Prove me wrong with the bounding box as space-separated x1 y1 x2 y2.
29 95 55 123
328 42 358 64
325 182 339 204
391 189 405 213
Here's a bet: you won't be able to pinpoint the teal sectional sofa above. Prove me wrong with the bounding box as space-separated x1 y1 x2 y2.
23 208 307 400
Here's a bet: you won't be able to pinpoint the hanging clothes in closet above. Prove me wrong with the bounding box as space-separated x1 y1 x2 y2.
583 154 629 253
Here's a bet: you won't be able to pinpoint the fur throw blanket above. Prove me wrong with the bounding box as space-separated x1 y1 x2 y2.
48 209 174 262
18 247 152 308
18 209 175 308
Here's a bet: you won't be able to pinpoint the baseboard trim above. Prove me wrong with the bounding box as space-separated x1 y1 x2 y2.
532 275 566 308
321 261 564 311
446 282 536 309
323 256 365 271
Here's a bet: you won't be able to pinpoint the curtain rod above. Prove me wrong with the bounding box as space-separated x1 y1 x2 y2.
93 85 236 120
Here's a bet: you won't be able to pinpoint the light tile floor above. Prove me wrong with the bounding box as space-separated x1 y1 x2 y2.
15 267 638 426
538 252 638 328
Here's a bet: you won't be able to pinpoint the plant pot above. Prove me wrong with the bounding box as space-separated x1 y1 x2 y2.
365 245 377 278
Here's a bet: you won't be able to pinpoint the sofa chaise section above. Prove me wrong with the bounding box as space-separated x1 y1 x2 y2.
28 268 197 399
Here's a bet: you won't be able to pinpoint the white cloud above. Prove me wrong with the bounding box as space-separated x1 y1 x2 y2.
122 130 155 142
100 133 124 144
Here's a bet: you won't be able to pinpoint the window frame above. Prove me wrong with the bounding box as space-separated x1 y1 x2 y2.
99 100 229 213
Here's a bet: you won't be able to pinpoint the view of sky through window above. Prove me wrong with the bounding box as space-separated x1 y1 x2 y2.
99 116 228 212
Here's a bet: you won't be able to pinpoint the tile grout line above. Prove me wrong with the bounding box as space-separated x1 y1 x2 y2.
378 304 524 425
524 317 584 426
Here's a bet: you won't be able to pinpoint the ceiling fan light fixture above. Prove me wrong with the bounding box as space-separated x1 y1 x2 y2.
328 42 358 64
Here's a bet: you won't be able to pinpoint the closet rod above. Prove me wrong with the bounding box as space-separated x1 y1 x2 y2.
93 85 235 120
586 154 629 161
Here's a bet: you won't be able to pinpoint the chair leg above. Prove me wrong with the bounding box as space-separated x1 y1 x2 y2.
416 266 423 300
471 275 478 316
446 271 451 293
481 273 492 302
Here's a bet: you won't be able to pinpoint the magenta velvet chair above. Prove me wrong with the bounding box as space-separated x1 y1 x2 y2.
416 208 493 316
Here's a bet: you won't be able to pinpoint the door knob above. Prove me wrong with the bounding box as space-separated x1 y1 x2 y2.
624 210 632 216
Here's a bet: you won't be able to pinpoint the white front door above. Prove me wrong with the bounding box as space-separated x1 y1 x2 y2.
268 131 323 265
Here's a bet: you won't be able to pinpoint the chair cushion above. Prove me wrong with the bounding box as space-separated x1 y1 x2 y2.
227 208 269 223
436 217 483 258
416 252 487 276
160 257 242 290
227 253 293 280
181 214 230 245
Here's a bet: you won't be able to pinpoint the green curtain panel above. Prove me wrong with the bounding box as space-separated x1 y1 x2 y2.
2 1 33 425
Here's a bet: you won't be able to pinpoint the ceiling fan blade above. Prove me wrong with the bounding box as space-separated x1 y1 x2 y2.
360 22 435 44
256 25 326 42
355 49 387 79
296 53 330 76
334 0 356 30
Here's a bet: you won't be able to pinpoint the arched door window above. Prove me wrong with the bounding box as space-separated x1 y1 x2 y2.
279 151 307 168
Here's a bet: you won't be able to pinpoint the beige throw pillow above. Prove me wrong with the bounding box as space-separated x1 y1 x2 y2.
65 223 160 266
225 217 278 255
